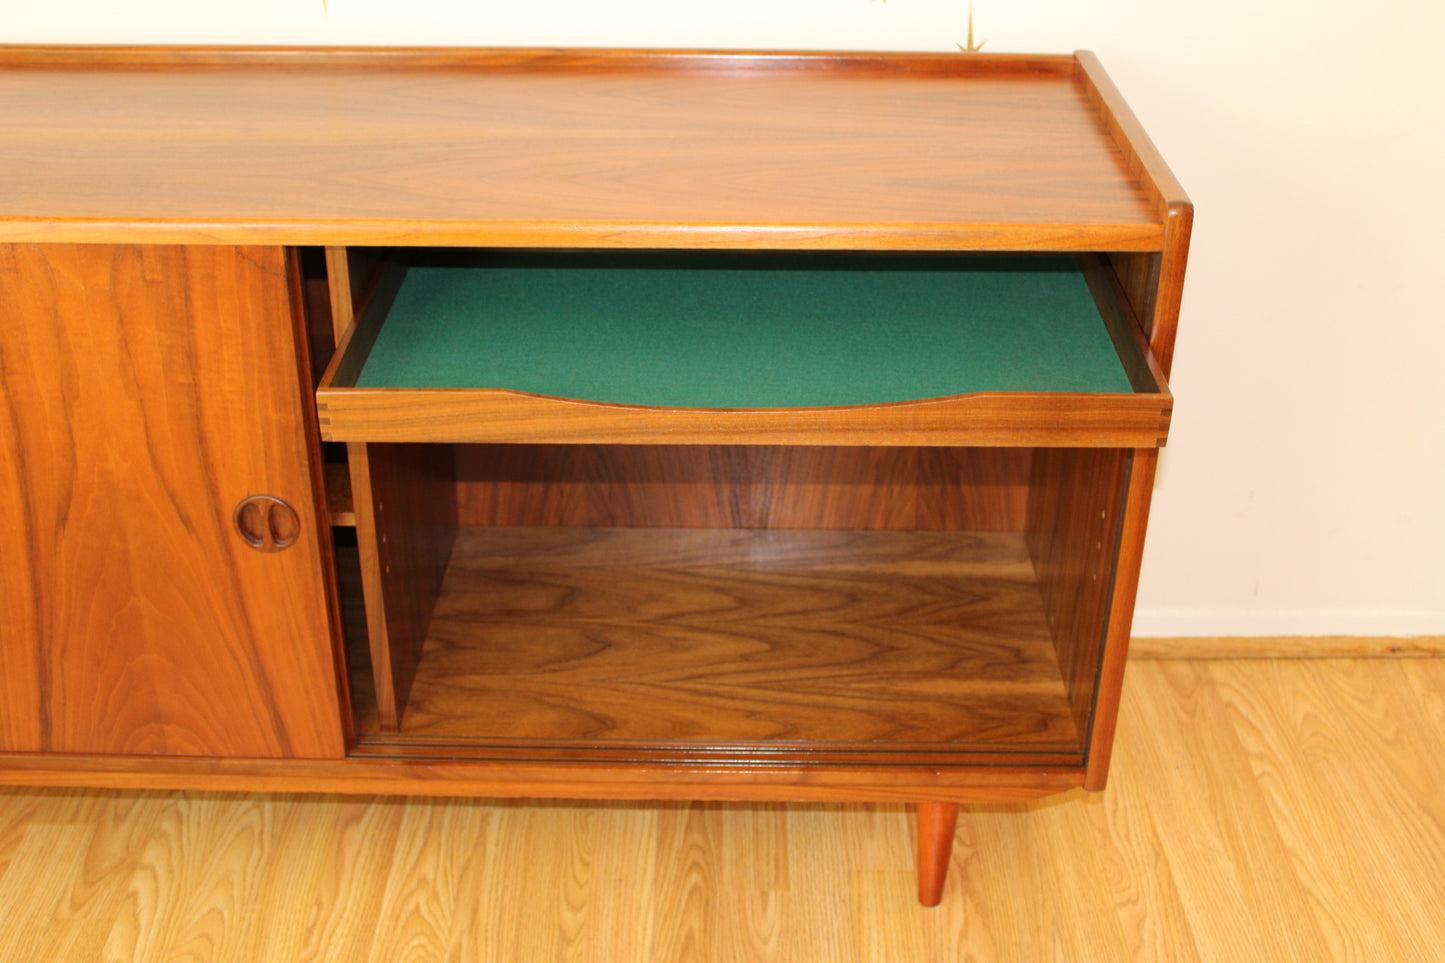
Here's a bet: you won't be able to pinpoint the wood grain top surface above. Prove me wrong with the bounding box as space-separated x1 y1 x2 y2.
0 48 1162 248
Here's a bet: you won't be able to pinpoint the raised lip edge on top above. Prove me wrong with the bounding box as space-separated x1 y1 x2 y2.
0 44 1077 72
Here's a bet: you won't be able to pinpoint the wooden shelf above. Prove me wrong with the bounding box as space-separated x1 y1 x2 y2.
354 526 1083 765
317 252 1170 447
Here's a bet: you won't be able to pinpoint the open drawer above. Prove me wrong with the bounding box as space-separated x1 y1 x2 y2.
317 251 1171 448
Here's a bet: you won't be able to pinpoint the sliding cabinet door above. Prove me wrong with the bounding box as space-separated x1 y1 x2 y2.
0 244 345 759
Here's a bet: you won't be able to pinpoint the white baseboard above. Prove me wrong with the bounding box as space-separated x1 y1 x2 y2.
1129 634 1445 659
1130 608 1445 639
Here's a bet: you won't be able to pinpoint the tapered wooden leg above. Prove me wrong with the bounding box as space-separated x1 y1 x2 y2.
916 802 959 907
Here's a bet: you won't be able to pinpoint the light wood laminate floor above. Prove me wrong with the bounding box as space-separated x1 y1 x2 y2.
2 655 1443 962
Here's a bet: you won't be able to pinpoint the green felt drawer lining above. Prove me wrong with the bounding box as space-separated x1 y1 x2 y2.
355 253 1135 407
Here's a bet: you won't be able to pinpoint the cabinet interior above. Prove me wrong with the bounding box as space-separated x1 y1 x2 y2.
303 247 1138 768
333 442 1128 767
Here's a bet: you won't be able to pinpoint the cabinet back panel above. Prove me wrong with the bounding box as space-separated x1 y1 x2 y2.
455 445 1030 531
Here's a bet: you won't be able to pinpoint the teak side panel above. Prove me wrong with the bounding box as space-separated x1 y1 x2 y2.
455 445 1031 532
0 244 345 759
1083 446 1159 788
1025 447 1131 747
350 442 458 730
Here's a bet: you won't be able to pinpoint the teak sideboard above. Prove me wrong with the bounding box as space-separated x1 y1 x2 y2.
0 46 1190 906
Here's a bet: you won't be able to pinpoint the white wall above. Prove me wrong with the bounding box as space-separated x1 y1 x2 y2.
7 0 1444 637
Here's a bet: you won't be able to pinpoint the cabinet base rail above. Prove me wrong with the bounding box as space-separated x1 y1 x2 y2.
0 755 1026 905
0 753 1085 801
